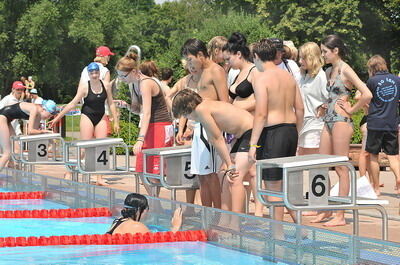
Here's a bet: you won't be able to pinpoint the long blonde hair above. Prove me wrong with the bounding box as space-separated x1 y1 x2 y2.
299 42 324 78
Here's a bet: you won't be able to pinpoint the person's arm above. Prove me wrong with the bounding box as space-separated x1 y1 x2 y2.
165 77 183 110
176 116 187 145
196 104 233 168
171 208 182 232
294 82 304 132
49 83 86 127
24 104 47 135
248 74 268 163
339 67 372 114
212 66 229 102
233 95 256 112
132 80 153 155
105 81 119 133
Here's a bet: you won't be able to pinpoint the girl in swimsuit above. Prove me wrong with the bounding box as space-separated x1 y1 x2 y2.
0 100 57 171
107 193 182 235
50 62 119 185
221 32 263 216
311 35 372 227
116 46 173 196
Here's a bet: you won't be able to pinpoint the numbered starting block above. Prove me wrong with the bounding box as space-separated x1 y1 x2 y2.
11 133 65 171
256 154 388 240
142 145 199 200
64 138 129 180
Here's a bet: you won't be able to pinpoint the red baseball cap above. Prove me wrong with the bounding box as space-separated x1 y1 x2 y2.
96 46 115 57
12 81 26 89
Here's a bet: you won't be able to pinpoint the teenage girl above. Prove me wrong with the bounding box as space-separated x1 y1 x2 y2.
0 100 57 170
50 62 119 185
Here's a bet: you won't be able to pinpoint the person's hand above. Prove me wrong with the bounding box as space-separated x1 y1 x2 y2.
113 122 120 134
248 146 257 164
48 116 59 129
337 99 352 115
316 104 327 118
175 131 184 145
171 207 183 232
133 140 144 155
224 165 239 184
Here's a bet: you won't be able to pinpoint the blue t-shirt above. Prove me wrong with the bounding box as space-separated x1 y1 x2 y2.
367 72 400 131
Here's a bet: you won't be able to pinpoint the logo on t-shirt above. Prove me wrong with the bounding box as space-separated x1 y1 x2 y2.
376 78 398 102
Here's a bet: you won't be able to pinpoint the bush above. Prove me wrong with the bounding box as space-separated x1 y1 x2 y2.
112 120 139 155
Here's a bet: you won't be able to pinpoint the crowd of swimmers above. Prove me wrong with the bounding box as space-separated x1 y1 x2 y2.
0 33 399 232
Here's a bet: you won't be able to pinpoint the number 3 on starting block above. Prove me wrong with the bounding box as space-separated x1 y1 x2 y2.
308 168 329 206
28 140 49 162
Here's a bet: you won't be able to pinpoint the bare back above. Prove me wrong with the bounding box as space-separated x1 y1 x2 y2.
196 101 253 137
254 67 300 126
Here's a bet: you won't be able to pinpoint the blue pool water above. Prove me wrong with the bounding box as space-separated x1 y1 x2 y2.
0 242 275 265
0 199 69 211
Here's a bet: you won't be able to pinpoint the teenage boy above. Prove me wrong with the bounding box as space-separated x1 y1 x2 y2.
181 38 229 208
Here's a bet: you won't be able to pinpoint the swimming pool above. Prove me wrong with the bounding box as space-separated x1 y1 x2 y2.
0 168 399 265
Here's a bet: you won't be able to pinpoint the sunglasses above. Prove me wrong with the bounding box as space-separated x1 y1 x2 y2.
117 71 131 78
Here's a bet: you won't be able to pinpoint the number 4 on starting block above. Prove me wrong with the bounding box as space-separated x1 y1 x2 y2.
85 146 110 171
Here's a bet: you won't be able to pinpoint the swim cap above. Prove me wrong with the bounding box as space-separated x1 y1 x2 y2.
42 100 57 115
87 62 100 72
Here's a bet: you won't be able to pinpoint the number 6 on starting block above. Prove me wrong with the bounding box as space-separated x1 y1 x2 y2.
308 168 329 206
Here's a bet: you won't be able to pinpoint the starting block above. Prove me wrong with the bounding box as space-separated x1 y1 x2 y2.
11 133 65 171
64 138 129 181
142 145 199 200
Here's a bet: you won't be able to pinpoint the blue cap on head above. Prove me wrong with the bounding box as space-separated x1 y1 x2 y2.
87 62 100 72
42 100 57 115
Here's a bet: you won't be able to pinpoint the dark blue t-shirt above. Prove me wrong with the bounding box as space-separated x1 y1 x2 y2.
367 71 400 131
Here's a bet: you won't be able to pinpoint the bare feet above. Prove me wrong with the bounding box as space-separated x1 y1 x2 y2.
323 216 346 227
310 211 332 223
302 211 318 216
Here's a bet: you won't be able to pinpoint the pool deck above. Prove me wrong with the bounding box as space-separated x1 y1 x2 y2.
30 157 400 243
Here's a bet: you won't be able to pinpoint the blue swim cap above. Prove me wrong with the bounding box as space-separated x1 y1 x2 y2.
42 100 57 115
87 62 100 72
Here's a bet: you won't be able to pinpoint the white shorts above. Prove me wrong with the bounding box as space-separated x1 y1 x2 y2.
190 123 218 175
298 129 322 148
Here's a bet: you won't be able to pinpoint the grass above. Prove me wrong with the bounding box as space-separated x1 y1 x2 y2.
65 115 80 132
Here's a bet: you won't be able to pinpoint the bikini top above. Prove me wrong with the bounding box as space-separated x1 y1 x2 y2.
229 66 256 100
326 65 351 100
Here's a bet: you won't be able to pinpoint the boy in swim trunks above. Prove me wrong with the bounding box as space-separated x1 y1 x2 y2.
172 89 263 214
181 38 229 208
248 39 304 222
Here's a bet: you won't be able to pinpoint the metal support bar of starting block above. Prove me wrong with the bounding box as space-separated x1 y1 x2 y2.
11 134 65 170
256 154 388 240
142 145 199 201
64 137 129 176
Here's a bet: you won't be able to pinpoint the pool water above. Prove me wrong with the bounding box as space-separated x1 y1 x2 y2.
0 242 276 265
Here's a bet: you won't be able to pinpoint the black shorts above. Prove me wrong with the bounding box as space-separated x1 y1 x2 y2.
230 129 252 153
365 130 399 155
256 123 298 181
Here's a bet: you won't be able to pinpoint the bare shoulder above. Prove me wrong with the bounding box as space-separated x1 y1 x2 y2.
210 62 225 75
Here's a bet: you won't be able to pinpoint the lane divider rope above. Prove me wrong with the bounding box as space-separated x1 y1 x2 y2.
0 230 207 247
0 207 111 218
0 191 45 200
